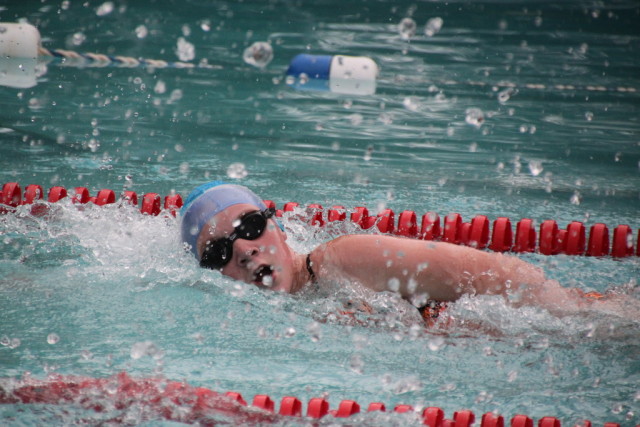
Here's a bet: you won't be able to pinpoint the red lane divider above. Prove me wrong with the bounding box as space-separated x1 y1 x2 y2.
0 373 623 426
2 182 638 258
1 182 183 217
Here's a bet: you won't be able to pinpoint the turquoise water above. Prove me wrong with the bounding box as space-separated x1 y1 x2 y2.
1 0 639 425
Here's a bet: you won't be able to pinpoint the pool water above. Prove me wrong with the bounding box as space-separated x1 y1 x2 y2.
1 0 639 425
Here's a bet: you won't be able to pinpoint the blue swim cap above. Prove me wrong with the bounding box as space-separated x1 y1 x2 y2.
180 181 266 259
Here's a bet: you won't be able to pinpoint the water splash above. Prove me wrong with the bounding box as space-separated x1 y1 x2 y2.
227 162 248 179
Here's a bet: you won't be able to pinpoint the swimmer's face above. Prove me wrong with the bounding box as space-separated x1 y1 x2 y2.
196 203 296 293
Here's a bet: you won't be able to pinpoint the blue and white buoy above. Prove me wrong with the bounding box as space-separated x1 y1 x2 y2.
286 54 378 96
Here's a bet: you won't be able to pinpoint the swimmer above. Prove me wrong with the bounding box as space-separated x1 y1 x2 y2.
180 181 640 321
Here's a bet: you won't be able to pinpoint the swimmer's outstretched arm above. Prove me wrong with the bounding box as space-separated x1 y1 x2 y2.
312 235 640 319
315 234 554 304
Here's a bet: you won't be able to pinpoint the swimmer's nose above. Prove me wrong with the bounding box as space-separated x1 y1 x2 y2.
234 239 259 267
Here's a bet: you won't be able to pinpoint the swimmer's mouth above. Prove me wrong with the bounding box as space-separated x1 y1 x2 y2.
252 265 274 286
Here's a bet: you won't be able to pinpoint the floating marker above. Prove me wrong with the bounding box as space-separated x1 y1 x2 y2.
0 22 41 88
286 54 378 95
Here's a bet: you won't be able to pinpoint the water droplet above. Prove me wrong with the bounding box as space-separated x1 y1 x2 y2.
585 111 594 121
428 336 445 351
135 25 148 39
298 73 309 85
243 41 273 68
227 163 248 179
528 160 543 176
96 1 114 16
130 341 159 360
71 32 86 47
306 321 322 342
285 327 296 338
81 349 93 360
176 37 195 62
387 277 401 292
507 370 518 382
424 17 444 37
350 354 364 373
402 97 419 111
47 333 60 345
570 191 582 205
378 112 392 125
498 87 516 103
200 20 211 32
154 80 166 94
363 145 373 161
465 108 484 128
398 18 417 40
347 113 363 126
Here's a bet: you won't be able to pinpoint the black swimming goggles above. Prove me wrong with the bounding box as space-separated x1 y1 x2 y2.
199 208 275 270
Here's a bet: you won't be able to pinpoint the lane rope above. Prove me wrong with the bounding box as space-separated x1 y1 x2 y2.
37 46 221 70
0 372 621 426
2 182 638 258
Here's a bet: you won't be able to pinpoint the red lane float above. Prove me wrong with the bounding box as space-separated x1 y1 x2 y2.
2 182 638 258
1 373 616 427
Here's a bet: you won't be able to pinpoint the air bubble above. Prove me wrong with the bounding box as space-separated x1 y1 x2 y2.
424 17 444 37
243 42 273 68
227 163 248 179
47 333 60 345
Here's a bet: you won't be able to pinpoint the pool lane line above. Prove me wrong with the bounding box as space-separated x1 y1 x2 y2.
2 182 638 258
